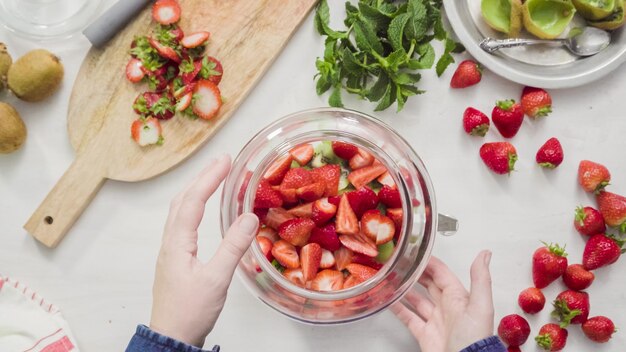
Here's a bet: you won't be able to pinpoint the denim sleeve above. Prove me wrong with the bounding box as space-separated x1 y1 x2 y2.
459 336 507 352
126 325 220 352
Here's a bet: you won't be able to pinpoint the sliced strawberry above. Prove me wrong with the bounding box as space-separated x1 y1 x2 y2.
300 243 322 282
346 263 378 282
283 268 305 287
328 195 341 207
386 208 403 241
379 185 402 208
287 202 313 218
181 31 210 48
131 117 163 146
289 144 314 165
175 91 192 111
256 235 274 261
254 180 283 209
271 240 299 269
343 275 361 289
332 141 359 159
281 168 313 189
348 164 387 189
310 164 341 196
192 79 222 120
339 232 378 257
148 37 180 63
257 227 279 242
309 223 341 251
336 194 359 235
320 249 335 269
279 188 298 204
377 171 396 188
312 198 337 226
334 246 354 271
352 253 383 270
152 0 181 25
297 182 326 202
126 58 145 83
262 156 292 187
278 218 315 247
349 148 375 169
346 187 379 218
310 269 344 292
264 208 294 230
181 59 202 85
204 56 223 86
361 210 395 245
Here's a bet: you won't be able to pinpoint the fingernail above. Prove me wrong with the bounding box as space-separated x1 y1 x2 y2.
484 250 492 266
239 213 259 235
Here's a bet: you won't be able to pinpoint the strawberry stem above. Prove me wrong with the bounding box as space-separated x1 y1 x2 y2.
496 99 515 111
508 153 518 173
541 241 567 257
535 334 553 349
574 206 587 226
551 299 581 328
594 181 610 194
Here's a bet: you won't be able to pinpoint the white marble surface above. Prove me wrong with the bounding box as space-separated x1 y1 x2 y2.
1 2 626 351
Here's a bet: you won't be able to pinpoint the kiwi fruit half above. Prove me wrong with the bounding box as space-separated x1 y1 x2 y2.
0 102 26 153
482 0 524 37
7 49 64 102
589 0 626 29
523 0 577 39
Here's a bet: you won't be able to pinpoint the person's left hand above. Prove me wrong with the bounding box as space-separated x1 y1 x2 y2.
149 155 259 347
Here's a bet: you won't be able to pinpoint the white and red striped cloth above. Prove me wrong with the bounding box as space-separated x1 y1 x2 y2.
0 277 79 352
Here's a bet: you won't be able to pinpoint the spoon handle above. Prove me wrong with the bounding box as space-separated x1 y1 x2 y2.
479 37 566 53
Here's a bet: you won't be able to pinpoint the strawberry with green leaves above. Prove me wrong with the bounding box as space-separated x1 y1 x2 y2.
596 191 626 232
535 323 568 351
479 142 518 175
536 137 563 168
492 99 524 138
574 206 606 236
551 289 589 326
521 86 552 118
131 117 164 146
582 233 624 270
578 160 611 193
462 107 490 136
532 242 568 289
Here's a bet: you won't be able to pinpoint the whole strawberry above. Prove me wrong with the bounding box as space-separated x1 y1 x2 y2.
518 287 545 314
582 316 616 343
532 242 568 289
536 137 563 168
521 86 552 118
578 160 610 193
535 323 568 351
574 206 606 236
492 99 524 138
582 233 624 270
597 191 626 232
479 142 518 175
562 264 594 291
498 314 531 347
507 347 521 352
450 60 482 88
552 290 589 326
463 107 490 136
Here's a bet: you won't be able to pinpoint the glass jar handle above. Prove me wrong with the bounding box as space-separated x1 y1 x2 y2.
437 213 458 236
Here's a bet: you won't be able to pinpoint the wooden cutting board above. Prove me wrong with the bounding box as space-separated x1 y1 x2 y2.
24 0 318 248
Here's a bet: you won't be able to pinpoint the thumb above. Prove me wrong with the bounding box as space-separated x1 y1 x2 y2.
468 250 494 319
206 213 259 281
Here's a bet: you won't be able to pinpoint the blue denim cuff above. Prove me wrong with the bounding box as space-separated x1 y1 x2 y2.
459 336 507 352
126 325 220 352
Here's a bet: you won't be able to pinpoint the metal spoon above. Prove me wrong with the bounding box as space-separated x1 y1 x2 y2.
479 27 611 57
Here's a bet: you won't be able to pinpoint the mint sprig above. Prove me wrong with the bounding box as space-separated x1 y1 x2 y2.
314 0 464 111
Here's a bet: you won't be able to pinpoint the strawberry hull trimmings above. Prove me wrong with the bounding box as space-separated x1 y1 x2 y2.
252 141 414 292
127 0 224 147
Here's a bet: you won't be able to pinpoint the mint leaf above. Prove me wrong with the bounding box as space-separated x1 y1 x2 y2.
358 2 391 32
405 0 428 42
366 72 389 101
388 13 411 53
407 43 435 69
375 84 395 111
315 0 348 39
354 18 383 55
329 85 343 107
436 38 456 77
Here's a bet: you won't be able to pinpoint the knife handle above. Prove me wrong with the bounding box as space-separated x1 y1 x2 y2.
83 0 153 48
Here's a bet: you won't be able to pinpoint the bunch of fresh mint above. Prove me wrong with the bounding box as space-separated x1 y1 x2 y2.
314 0 463 111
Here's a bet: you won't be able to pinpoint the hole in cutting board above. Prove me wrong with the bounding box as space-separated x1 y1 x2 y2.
44 216 54 225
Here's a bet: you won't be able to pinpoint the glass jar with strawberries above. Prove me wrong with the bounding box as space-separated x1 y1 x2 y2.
221 108 458 324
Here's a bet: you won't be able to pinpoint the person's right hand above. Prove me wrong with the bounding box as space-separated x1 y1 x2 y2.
391 251 495 352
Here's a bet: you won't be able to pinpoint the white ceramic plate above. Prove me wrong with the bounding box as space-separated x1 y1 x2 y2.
443 0 626 88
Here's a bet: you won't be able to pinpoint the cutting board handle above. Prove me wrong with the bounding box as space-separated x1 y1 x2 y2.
24 156 106 248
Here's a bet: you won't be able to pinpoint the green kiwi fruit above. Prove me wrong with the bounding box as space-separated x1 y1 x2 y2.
0 43 12 91
0 102 26 153
523 0 577 39
589 0 626 29
481 0 524 37
7 49 64 102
